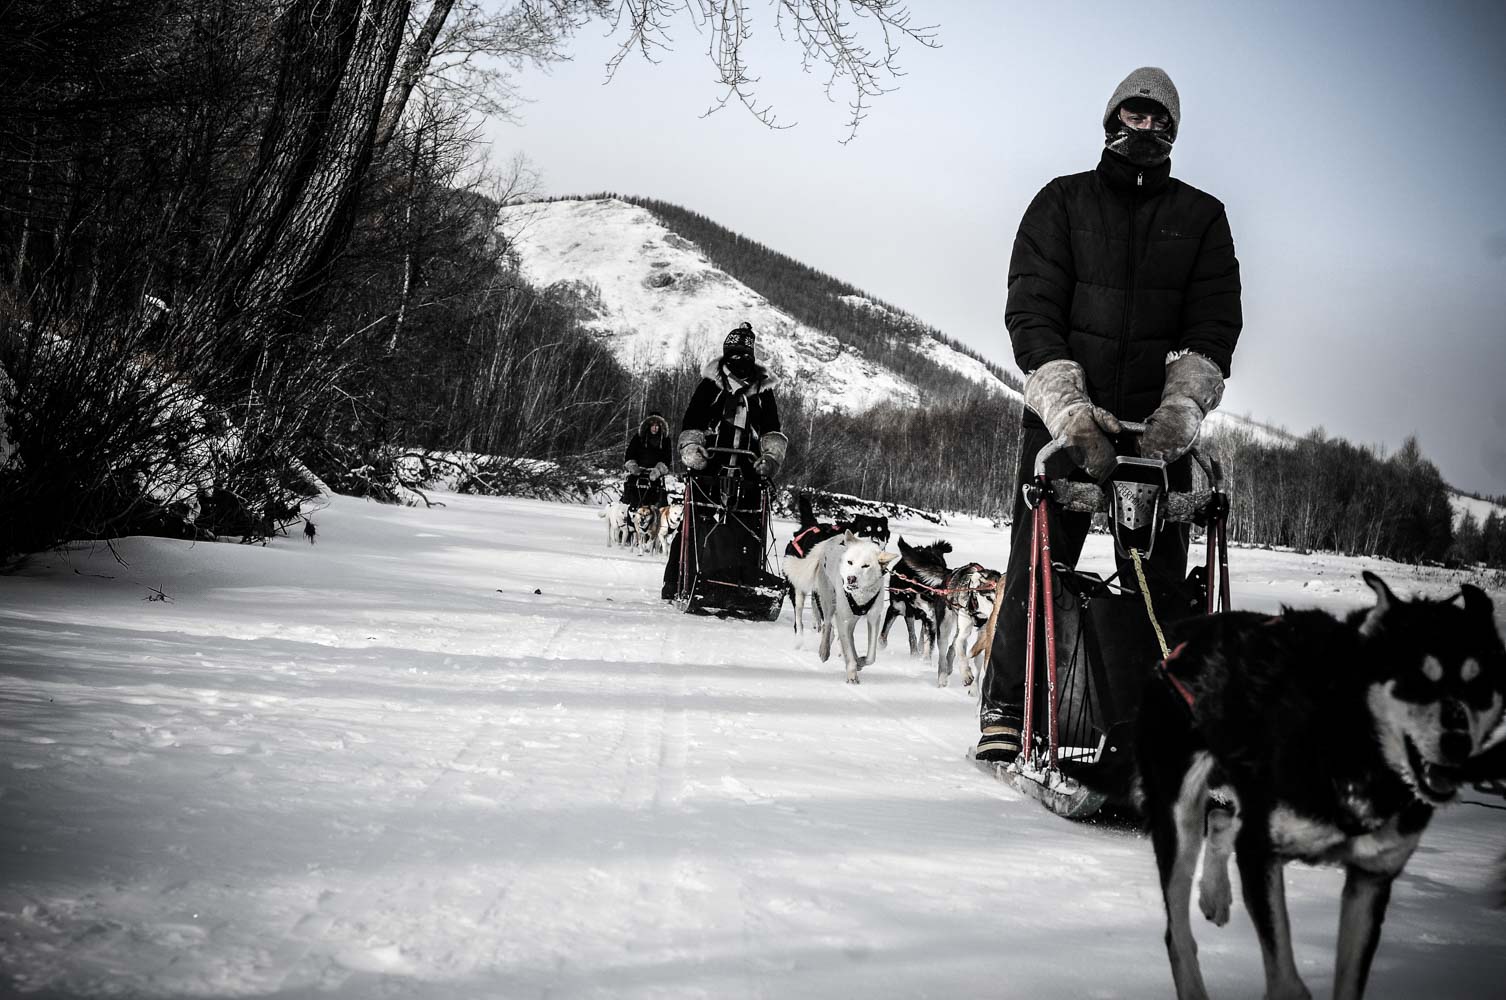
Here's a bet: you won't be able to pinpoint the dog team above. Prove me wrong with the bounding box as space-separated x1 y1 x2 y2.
773 497 1505 1000
780 495 1002 689
600 411 681 557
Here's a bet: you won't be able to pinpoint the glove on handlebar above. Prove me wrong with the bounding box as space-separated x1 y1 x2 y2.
650 462 669 481
754 431 789 480
1137 352 1224 463
677 430 708 471
625 459 641 474
1023 359 1122 480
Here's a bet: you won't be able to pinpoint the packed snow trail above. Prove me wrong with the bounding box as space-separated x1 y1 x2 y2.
1 494 1503 998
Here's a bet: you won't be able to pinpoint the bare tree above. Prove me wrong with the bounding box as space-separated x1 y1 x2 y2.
521 0 939 141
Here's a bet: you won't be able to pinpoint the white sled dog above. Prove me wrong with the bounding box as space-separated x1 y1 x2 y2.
936 563 1001 690
600 502 631 549
815 531 899 683
783 535 831 643
658 503 683 546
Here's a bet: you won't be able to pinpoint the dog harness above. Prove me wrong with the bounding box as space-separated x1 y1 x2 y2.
785 522 844 558
1156 641 1196 711
845 589 881 616
784 520 887 558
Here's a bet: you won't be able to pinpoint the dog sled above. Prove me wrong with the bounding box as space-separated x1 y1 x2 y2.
622 470 668 509
975 422 1232 820
672 448 786 621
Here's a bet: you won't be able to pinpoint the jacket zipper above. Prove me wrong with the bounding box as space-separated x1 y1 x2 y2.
1114 170 1143 416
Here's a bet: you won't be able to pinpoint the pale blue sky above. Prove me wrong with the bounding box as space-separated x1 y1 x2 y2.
486 0 1506 497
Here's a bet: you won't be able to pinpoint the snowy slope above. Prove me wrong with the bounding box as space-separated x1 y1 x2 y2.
2 494 1504 997
1451 491 1505 529
1204 409 1293 447
838 293 1017 397
499 198 919 412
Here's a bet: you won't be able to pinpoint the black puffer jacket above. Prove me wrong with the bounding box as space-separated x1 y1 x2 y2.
625 412 672 469
1006 150 1242 423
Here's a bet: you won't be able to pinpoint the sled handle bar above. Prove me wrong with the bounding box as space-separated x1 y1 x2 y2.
1032 421 1222 522
1047 482 1219 521
706 447 758 457
1032 420 1219 485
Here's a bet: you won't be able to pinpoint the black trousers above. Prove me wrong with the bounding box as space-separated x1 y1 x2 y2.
980 420 1193 728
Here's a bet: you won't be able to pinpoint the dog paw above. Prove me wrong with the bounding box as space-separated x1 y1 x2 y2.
1198 880 1232 926
845 673 860 685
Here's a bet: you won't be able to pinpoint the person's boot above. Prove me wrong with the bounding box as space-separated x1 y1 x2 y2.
974 708 1023 764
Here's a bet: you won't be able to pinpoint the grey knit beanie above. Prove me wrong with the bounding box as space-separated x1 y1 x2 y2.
1103 67 1180 142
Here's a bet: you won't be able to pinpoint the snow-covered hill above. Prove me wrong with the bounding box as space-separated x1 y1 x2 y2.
1451 491 1506 529
497 198 1015 412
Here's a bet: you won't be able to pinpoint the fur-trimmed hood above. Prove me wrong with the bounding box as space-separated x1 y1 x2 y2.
701 356 775 394
638 412 668 440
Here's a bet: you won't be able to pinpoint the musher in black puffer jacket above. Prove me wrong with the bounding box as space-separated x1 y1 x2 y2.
975 67 1244 763
623 411 671 507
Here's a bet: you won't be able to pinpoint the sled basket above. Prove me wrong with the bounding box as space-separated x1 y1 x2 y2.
674 464 783 622
1048 569 1165 802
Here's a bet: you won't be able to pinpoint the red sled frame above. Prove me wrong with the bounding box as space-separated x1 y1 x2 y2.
1010 421 1232 817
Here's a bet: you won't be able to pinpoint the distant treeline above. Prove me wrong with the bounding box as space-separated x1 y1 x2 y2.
1202 426 1491 568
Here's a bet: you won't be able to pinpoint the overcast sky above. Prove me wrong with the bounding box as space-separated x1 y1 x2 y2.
484 0 1506 498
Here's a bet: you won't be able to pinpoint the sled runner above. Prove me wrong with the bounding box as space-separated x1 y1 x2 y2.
976 422 1232 819
673 448 785 621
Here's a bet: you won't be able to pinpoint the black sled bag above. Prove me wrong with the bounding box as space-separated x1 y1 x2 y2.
1050 567 1202 802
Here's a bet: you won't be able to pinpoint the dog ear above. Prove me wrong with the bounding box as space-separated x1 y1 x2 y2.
878 551 900 570
1459 584 1495 622
843 529 856 543
1359 571 1397 637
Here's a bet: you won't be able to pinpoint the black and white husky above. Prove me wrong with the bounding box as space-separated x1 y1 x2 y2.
1136 572 1506 1000
881 537 952 658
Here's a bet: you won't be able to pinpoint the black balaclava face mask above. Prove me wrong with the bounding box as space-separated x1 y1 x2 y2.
724 352 756 382
1105 98 1174 167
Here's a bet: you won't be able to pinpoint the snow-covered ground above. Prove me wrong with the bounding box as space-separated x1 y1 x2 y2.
2 493 1504 998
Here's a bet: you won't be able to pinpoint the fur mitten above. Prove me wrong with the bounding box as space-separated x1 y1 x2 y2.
678 430 708 471
1023 359 1122 480
754 431 789 480
1138 352 1224 463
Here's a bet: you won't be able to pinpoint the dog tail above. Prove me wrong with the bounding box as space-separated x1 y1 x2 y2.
797 492 818 530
